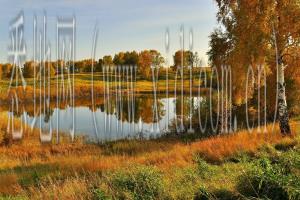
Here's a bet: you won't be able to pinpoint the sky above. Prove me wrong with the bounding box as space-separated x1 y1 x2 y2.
0 0 218 64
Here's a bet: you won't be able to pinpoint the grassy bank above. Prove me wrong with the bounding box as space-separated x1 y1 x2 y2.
0 73 205 103
0 112 299 199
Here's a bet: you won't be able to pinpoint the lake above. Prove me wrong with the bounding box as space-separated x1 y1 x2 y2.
3 95 210 143
2 91 275 143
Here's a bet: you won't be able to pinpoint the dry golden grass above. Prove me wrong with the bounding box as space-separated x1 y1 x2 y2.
0 77 205 103
0 109 297 171
30 176 92 200
0 173 22 195
189 125 294 163
0 110 299 199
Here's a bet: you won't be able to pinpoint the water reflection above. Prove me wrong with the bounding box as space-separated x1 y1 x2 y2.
1 92 291 143
2 95 179 142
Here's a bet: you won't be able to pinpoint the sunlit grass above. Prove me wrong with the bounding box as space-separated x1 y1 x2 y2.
0 108 299 198
0 73 205 103
0 111 299 190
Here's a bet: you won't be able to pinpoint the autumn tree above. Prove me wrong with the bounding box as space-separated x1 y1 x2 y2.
173 50 194 70
0 64 2 79
124 51 139 65
95 58 103 72
23 61 35 78
44 62 56 76
138 50 164 80
79 59 96 72
113 51 139 66
1 64 13 78
208 0 300 135
103 55 113 66
113 52 125 65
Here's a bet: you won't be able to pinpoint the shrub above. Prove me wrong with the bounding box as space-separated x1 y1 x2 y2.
110 165 164 200
194 155 212 178
254 144 279 161
275 137 298 151
277 150 300 172
194 186 215 200
212 189 239 200
237 157 300 200
227 151 252 163
93 188 111 200
165 167 200 199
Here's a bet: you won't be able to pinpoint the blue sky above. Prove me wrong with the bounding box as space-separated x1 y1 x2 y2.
0 0 217 64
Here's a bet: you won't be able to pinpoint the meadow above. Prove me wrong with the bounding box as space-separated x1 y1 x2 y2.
0 71 206 104
0 111 299 199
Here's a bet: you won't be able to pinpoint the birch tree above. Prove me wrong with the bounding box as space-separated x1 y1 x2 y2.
208 0 300 135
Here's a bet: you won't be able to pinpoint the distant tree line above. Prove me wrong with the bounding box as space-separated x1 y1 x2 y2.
0 50 205 80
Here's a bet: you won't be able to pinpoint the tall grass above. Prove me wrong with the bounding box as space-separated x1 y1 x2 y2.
0 111 299 199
